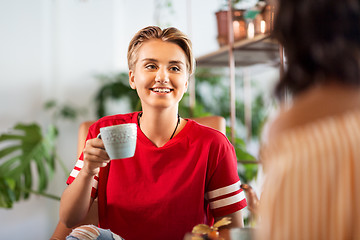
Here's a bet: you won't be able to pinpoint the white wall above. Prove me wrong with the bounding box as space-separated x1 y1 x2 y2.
0 0 220 239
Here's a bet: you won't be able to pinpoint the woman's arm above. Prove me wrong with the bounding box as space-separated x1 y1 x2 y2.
217 210 244 240
59 138 109 228
59 171 96 228
51 199 99 239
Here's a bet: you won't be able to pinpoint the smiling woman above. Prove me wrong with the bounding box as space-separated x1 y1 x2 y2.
58 26 247 240
128 39 189 118
127 27 195 76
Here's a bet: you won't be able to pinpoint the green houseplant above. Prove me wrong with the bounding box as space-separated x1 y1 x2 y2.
0 123 59 208
0 101 85 208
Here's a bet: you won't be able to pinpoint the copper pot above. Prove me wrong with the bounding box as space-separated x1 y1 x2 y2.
215 9 247 46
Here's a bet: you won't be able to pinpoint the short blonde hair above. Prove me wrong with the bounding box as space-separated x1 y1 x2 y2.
127 26 195 76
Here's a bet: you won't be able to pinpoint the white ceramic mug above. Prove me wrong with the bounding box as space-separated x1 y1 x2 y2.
98 123 137 159
229 227 254 240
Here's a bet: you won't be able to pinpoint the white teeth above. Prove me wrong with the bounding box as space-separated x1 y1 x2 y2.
152 88 171 93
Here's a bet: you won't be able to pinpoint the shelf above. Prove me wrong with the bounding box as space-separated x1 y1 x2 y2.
196 34 280 67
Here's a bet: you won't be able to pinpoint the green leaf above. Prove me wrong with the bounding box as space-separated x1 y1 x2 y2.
0 123 60 208
60 106 77 120
34 154 48 191
0 133 25 142
23 167 32 199
43 100 57 110
238 163 258 184
244 9 260 19
0 178 16 208
0 154 22 175
0 145 21 159
14 177 21 201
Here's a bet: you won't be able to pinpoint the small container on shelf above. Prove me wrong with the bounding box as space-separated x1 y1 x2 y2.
215 9 247 46
214 1 276 46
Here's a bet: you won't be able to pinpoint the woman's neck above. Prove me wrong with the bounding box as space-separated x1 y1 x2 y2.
138 108 183 147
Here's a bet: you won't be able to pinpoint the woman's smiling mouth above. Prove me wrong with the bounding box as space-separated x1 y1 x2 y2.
150 87 173 93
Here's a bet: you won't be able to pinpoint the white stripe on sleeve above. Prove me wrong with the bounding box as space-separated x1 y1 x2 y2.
206 180 241 200
69 159 84 179
209 190 246 209
70 168 80 179
75 159 84 168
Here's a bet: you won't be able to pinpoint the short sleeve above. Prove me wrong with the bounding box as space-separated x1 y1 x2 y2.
66 123 100 199
205 136 247 217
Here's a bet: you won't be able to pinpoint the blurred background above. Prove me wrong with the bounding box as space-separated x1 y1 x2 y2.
0 0 279 238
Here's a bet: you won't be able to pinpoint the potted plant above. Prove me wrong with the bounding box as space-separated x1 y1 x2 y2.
94 72 140 118
215 0 271 46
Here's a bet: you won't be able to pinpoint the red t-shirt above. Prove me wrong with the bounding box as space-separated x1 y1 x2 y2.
67 112 247 240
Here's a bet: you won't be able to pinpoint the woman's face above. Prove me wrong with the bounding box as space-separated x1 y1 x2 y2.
129 39 189 111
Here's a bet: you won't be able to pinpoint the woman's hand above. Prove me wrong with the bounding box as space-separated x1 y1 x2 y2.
60 137 108 228
82 138 110 176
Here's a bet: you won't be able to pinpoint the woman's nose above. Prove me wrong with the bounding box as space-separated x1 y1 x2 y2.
155 68 169 83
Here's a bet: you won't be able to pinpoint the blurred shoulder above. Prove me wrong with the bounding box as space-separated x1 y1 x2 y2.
268 83 360 140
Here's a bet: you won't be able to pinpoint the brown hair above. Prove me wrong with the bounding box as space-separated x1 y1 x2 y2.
273 0 360 99
127 26 195 76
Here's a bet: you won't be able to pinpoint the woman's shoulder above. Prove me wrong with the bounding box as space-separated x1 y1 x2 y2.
268 84 360 141
186 119 231 144
91 112 138 130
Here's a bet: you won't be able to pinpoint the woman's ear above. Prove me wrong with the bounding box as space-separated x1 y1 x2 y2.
184 78 189 93
129 70 136 89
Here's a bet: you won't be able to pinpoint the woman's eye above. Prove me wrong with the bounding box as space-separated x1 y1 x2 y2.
170 66 180 72
145 64 157 70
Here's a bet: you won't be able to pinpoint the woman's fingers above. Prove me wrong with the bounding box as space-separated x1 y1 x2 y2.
81 138 111 175
83 138 109 160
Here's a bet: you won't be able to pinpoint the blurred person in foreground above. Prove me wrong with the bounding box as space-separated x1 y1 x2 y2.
257 0 360 239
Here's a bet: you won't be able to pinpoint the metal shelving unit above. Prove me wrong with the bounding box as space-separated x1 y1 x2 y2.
194 3 280 146
196 34 279 67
